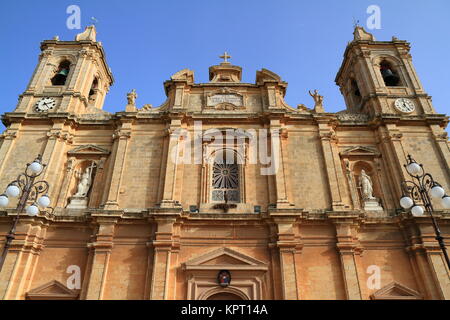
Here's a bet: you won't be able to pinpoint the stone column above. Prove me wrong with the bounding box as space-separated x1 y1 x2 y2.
331 214 362 300
148 211 181 300
83 217 117 300
103 125 131 210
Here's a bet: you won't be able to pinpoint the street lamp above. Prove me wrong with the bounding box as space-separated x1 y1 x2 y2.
399 154 450 270
0 154 51 272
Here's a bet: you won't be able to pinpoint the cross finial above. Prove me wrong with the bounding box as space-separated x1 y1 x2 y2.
352 17 360 29
91 17 99 26
220 51 231 63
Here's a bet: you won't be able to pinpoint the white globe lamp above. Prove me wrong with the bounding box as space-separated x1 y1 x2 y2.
399 196 414 209
26 204 39 216
442 195 450 209
406 162 421 175
0 194 9 207
430 185 445 199
28 161 43 175
411 205 424 217
37 195 50 208
6 185 20 198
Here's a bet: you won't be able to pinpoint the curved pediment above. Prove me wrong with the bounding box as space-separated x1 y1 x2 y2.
170 69 194 83
256 68 282 84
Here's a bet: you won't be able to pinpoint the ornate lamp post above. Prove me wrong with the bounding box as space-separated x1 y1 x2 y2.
399 154 450 270
0 155 51 273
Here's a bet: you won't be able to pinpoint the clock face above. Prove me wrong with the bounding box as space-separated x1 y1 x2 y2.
35 97 56 113
394 98 415 114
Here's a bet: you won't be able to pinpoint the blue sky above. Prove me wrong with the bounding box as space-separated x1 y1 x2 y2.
0 0 449 130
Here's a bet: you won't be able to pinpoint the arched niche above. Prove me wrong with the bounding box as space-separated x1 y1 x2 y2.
56 144 110 210
352 160 383 209
67 160 98 200
340 146 388 212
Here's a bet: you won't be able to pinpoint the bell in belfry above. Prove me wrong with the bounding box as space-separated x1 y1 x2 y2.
380 66 400 86
51 66 69 85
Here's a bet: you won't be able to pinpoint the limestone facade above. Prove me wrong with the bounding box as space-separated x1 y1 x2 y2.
0 26 449 300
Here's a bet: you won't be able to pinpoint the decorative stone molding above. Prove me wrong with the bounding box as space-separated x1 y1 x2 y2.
337 112 370 122
382 132 403 142
67 144 111 157
26 280 79 300
340 146 381 159
370 282 423 300
182 247 268 300
112 130 131 140
205 87 246 110
170 69 194 83
39 50 53 60
433 132 448 142
0 131 17 140
319 130 338 143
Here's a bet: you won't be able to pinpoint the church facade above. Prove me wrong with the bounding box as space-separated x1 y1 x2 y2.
0 25 449 300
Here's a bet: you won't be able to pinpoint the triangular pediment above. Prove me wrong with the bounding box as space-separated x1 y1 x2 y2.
183 247 268 271
370 282 423 300
340 146 380 158
26 280 79 300
67 144 110 156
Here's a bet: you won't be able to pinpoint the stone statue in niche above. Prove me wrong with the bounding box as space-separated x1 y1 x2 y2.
359 169 375 200
67 162 96 209
356 169 383 212
74 164 95 197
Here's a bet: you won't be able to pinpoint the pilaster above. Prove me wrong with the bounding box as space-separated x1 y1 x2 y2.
148 211 181 300
318 121 346 210
0 216 47 300
83 217 117 300
103 124 131 210
269 210 301 299
269 120 294 208
160 120 183 208
330 213 362 300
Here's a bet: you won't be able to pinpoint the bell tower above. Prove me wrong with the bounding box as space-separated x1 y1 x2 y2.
15 25 113 115
335 26 435 116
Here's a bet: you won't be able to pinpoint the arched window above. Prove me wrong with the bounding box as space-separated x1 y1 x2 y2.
351 79 362 107
51 60 71 85
380 60 400 86
211 150 240 203
88 77 98 102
